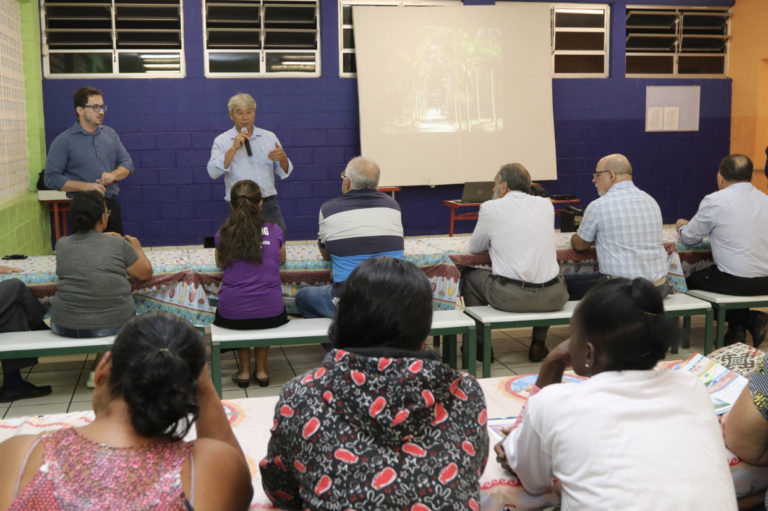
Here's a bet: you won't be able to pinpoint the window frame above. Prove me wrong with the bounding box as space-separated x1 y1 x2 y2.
625 5 730 79
40 0 186 79
551 3 610 79
203 0 321 79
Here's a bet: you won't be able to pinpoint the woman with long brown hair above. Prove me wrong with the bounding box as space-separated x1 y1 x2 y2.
215 179 287 388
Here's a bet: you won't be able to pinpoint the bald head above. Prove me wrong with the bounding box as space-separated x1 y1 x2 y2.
345 156 381 190
597 154 632 177
718 154 753 183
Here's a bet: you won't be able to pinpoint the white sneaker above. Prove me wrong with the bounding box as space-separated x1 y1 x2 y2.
85 371 95 389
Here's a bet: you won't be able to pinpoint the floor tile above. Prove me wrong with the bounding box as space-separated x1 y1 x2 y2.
6 402 69 418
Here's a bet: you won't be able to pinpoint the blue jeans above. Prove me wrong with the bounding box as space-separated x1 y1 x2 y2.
51 323 120 338
295 285 336 319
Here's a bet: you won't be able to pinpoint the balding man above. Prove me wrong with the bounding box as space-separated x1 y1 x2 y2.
295 156 404 318
569 154 669 299
677 154 768 346
461 163 569 362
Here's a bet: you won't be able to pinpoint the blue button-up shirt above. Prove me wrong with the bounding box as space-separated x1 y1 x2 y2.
44 122 134 198
577 180 667 281
207 125 293 201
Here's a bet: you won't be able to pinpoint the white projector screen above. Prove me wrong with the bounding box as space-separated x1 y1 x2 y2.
354 3 557 187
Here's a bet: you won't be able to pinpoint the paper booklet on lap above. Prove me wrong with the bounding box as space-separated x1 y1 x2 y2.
673 353 748 415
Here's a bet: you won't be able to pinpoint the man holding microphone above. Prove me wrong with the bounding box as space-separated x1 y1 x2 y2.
207 93 293 234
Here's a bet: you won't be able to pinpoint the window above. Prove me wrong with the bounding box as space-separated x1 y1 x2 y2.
340 1 608 79
339 0 457 78
552 4 610 78
204 0 319 77
40 0 184 78
625 5 729 77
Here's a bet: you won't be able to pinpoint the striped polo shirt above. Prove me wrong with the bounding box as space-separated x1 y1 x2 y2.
318 189 404 288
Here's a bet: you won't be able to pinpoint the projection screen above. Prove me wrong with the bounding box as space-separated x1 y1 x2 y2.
354 3 557 187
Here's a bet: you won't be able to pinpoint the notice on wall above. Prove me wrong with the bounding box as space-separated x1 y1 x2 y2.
645 86 699 132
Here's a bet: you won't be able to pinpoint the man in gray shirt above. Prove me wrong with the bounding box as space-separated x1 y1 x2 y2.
44 86 134 234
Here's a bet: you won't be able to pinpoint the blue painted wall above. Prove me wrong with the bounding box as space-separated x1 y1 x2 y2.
40 0 734 245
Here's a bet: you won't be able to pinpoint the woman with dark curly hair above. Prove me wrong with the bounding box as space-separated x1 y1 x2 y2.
0 313 253 510
215 179 287 388
496 278 737 510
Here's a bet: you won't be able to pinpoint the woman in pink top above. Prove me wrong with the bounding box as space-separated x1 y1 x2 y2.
0 313 253 510
215 179 287 388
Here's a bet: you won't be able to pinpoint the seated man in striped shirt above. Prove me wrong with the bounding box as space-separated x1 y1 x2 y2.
569 153 669 300
295 156 404 319
461 163 569 362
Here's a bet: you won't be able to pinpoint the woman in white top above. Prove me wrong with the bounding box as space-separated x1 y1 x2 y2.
497 278 737 510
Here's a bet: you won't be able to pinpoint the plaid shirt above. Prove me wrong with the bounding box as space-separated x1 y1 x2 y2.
577 180 667 281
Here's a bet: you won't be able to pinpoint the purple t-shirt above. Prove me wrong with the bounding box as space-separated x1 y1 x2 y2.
215 222 285 320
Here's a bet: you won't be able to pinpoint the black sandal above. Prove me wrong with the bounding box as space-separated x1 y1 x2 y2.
253 370 270 388
231 373 250 389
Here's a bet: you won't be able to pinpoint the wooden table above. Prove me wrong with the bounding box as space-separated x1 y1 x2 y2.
442 197 581 236
37 190 71 243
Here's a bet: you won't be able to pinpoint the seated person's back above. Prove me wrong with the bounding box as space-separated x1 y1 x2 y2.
262 257 489 510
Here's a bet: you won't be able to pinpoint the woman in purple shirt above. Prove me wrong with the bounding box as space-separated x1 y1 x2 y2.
215 180 287 388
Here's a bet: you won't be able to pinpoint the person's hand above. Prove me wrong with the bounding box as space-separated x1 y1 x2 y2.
536 338 573 388
675 219 689 231
100 171 116 186
124 234 142 249
494 441 515 474
545 338 572 367
0 265 23 274
231 131 247 151
267 143 287 164
85 181 106 194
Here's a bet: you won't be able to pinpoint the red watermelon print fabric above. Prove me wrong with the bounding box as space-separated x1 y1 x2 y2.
260 348 489 510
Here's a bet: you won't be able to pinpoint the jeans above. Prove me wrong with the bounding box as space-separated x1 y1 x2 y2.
51 323 121 338
295 285 336 319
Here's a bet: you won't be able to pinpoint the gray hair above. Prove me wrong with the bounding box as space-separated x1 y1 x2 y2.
497 163 531 193
345 156 380 190
227 93 256 113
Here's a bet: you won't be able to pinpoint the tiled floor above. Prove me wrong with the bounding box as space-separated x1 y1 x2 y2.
1 316 716 419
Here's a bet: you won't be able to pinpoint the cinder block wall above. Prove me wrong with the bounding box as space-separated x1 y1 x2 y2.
40 0 734 246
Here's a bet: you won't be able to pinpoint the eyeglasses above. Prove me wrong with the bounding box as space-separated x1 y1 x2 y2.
105 208 112 217
340 172 348 180
592 170 611 179
83 104 107 113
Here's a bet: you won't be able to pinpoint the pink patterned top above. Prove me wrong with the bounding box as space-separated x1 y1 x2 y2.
9 427 195 510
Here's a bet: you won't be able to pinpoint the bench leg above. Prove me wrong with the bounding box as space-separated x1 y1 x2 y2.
443 335 458 369
211 343 223 398
715 306 726 351
466 327 477 377
682 316 691 350
433 335 441 349
704 309 714 355
475 323 489 378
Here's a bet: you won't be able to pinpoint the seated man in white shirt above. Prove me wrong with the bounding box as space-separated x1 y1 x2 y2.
461 163 569 362
677 154 768 346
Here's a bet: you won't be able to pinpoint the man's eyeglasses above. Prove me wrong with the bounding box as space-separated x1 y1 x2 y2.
84 104 107 113
340 172 348 180
592 170 611 179
105 208 112 217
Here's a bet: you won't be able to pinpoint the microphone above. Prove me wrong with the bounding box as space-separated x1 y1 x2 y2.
240 128 252 157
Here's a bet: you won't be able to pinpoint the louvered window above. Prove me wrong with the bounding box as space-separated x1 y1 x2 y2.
204 0 319 77
41 0 184 77
552 4 609 77
626 6 729 77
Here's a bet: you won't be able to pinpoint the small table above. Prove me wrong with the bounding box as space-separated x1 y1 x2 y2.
377 186 401 199
442 197 581 236
38 190 71 242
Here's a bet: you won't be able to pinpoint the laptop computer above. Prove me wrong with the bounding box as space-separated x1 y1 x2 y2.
458 181 495 203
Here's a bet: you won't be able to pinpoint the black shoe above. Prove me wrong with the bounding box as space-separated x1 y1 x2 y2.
0 382 53 403
748 311 768 348
723 326 747 346
529 341 549 362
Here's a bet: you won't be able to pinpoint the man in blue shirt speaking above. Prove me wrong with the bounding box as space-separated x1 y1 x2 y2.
44 86 134 234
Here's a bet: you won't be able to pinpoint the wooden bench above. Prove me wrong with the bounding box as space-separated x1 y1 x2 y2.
463 302 580 378
210 318 333 396
0 330 115 360
685 290 768 352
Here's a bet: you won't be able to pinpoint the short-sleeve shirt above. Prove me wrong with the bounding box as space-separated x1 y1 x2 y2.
51 231 138 330
577 181 667 281
215 222 285 320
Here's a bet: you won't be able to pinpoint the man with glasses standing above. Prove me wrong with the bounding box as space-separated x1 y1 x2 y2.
568 153 668 299
44 86 133 234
